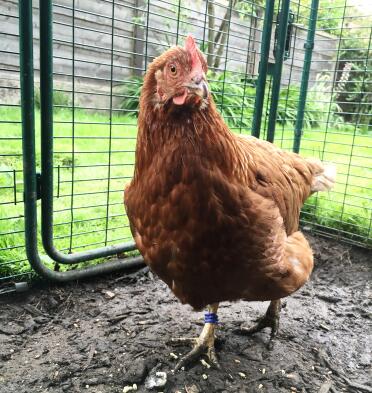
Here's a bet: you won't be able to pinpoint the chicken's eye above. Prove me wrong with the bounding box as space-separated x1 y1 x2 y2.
169 64 177 75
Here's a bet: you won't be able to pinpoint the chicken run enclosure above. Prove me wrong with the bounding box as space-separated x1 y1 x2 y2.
0 0 371 291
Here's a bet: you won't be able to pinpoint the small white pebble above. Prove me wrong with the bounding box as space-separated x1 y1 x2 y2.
238 372 246 379
169 352 178 360
311 366 315 370
122 386 133 393
281 369 285 375
85 385 89 389
104 290 116 299
200 359 211 368
132 384 138 391
258 384 263 389
202 374 208 380
327 371 332 374
234 359 241 364
262 368 266 374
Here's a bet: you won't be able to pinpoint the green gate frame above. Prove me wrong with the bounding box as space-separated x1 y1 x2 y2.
18 0 319 282
19 0 144 281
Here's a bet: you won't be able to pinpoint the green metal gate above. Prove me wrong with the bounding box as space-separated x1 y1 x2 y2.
0 0 371 290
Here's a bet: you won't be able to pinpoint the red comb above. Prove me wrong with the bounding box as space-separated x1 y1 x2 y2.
185 35 197 53
185 35 202 72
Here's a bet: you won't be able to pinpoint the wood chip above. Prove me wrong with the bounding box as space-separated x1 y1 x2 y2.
185 384 200 393
200 359 211 368
318 380 332 393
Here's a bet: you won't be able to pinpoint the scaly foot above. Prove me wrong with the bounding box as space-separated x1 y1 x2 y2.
170 303 220 371
235 299 281 349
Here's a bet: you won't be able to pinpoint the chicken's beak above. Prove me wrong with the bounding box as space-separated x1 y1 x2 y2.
187 79 209 100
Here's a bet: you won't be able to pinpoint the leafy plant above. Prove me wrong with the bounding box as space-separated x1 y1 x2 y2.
118 77 143 115
209 71 256 129
118 71 345 131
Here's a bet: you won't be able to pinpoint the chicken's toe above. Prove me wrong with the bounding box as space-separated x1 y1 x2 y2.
172 336 221 372
235 299 281 347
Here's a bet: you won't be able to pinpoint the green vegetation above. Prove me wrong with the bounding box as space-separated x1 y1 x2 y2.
1 91 371 278
299 0 372 132
0 106 137 277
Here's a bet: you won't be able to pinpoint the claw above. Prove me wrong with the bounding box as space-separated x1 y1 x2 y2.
173 340 221 371
234 300 281 347
170 322 220 371
169 337 198 346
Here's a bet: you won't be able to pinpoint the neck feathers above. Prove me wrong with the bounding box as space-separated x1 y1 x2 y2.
135 93 237 178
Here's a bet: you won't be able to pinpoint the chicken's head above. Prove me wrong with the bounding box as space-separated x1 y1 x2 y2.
148 35 209 108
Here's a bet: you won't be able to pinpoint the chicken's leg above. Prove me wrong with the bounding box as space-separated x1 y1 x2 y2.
170 303 220 371
236 299 281 348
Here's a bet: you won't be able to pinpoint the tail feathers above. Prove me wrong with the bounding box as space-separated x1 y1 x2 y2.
311 163 337 192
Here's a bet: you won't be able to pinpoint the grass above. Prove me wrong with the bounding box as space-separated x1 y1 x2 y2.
275 124 371 243
0 106 137 278
0 105 371 279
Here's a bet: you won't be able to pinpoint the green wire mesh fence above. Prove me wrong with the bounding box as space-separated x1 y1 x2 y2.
272 1 371 246
0 0 371 289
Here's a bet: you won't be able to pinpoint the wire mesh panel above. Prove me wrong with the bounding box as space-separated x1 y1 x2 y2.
267 0 371 246
0 0 371 286
0 4 31 289
49 1 137 256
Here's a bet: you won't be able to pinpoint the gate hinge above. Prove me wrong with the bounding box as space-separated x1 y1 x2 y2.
273 9 296 62
36 172 42 200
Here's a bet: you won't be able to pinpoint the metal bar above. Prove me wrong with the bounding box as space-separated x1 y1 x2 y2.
18 0 144 281
293 0 319 153
104 0 116 246
251 0 275 138
266 0 291 143
69 0 76 252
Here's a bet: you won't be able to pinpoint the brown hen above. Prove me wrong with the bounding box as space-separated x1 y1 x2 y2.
124 36 336 370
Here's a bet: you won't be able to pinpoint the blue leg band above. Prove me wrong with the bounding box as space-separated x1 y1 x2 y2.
204 312 219 324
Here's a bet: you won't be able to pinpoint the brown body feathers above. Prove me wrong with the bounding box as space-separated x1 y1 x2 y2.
124 39 334 310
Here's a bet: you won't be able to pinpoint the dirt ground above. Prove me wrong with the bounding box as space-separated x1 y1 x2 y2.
0 234 371 393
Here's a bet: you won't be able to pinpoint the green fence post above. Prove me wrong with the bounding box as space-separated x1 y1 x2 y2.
252 0 275 138
38 0 143 264
293 0 319 153
19 0 39 270
266 0 291 143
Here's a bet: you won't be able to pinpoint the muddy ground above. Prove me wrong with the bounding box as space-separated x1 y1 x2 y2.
0 234 371 393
